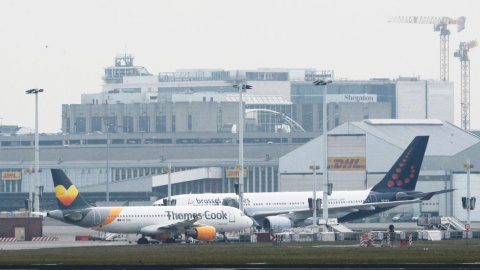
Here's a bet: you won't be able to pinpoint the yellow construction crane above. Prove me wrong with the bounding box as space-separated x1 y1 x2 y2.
454 40 477 130
388 16 466 82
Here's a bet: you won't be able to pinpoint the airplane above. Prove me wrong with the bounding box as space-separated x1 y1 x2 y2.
153 136 453 230
44 169 253 244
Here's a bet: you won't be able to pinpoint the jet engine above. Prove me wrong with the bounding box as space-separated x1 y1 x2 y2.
185 226 216 241
222 197 240 208
262 216 293 231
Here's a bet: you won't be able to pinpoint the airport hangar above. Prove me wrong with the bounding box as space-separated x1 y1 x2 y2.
278 119 480 222
2 118 478 223
149 119 480 221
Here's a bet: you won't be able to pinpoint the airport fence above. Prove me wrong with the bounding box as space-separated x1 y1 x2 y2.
261 230 477 244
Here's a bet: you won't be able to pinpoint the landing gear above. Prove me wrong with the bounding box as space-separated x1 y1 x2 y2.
137 234 149 244
220 232 228 242
163 238 175 244
137 237 149 244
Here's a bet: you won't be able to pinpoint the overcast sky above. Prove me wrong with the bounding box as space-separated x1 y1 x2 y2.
1 0 479 133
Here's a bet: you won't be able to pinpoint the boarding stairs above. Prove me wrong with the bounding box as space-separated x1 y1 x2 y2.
420 216 465 231
329 223 354 233
319 218 354 233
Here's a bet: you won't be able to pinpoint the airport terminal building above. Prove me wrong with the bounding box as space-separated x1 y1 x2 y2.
63 54 454 134
1 54 477 222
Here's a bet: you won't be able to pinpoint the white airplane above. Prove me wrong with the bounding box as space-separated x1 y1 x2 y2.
45 169 253 244
154 136 453 230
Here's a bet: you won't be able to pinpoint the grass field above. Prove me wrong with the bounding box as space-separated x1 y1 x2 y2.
0 239 480 265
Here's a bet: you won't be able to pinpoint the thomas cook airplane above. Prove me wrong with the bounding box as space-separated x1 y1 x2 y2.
154 136 453 230
45 169 253 244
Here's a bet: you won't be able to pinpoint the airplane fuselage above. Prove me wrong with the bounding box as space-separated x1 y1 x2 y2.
154 189 424 224
47 205 251 234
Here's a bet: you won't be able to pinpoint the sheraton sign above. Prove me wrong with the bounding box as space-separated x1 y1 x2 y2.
327 94 377 103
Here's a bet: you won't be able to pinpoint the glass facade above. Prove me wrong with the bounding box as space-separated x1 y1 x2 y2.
75 117 86 133
158 85 236 93
123 116 133 133
292 81 396 131
156 116 167 132
246 71 289 81
91 117 102 132
139 116 150 132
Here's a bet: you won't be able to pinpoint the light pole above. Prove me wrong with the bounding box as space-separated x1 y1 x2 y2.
313 79 332 231
106 131 110 203
25 88 43 213
103 117 111 202
234 82 252 212
466 159 471 226
310 162 319 228
238 83 245 212
167 163 172 206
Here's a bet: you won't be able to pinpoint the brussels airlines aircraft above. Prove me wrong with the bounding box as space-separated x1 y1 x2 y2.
45 169 252 244
154 136 453 230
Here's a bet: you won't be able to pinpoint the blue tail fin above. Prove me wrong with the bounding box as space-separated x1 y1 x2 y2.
371 136 429 192
51 169 92 210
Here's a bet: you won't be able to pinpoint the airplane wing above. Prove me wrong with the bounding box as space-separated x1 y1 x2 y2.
139 217 203 235
327 199 423 214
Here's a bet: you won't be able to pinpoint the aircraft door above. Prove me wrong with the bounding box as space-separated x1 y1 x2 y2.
228 210 235 222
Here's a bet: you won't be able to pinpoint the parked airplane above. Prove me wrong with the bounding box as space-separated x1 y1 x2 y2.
45 169 253 244
154 136 453 230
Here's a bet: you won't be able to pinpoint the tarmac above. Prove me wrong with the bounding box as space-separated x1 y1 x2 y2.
0 225 132 250
1 221 478 251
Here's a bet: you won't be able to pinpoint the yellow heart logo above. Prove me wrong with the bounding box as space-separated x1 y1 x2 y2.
55 185 79 206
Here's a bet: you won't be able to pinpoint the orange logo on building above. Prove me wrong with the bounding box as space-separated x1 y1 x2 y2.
226 169 248 178
329 157 366 171
55 185 79 206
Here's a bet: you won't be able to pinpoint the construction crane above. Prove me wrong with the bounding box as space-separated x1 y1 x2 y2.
388 16 466 82
454 40 477 130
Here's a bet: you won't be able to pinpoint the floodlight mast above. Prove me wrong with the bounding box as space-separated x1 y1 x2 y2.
25 88 43 213
313 80 332 231
233 81 252 212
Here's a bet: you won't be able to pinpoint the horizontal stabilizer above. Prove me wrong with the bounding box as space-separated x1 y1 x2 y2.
396 189 454 201
420 189 455 200
31 212 47 217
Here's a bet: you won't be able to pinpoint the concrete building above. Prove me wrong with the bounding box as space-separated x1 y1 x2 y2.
65 55 454 135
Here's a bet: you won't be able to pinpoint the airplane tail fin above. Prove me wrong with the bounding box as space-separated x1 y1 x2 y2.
51 169 92 210
371 136 429 192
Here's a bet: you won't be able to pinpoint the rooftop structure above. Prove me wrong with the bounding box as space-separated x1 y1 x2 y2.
103 54 152 84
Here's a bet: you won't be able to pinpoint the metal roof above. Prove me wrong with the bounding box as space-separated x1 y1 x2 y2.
333 119 480 156
226 94 291 105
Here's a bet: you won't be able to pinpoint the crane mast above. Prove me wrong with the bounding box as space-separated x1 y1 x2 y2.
388 16 466 82
454 40 478 130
